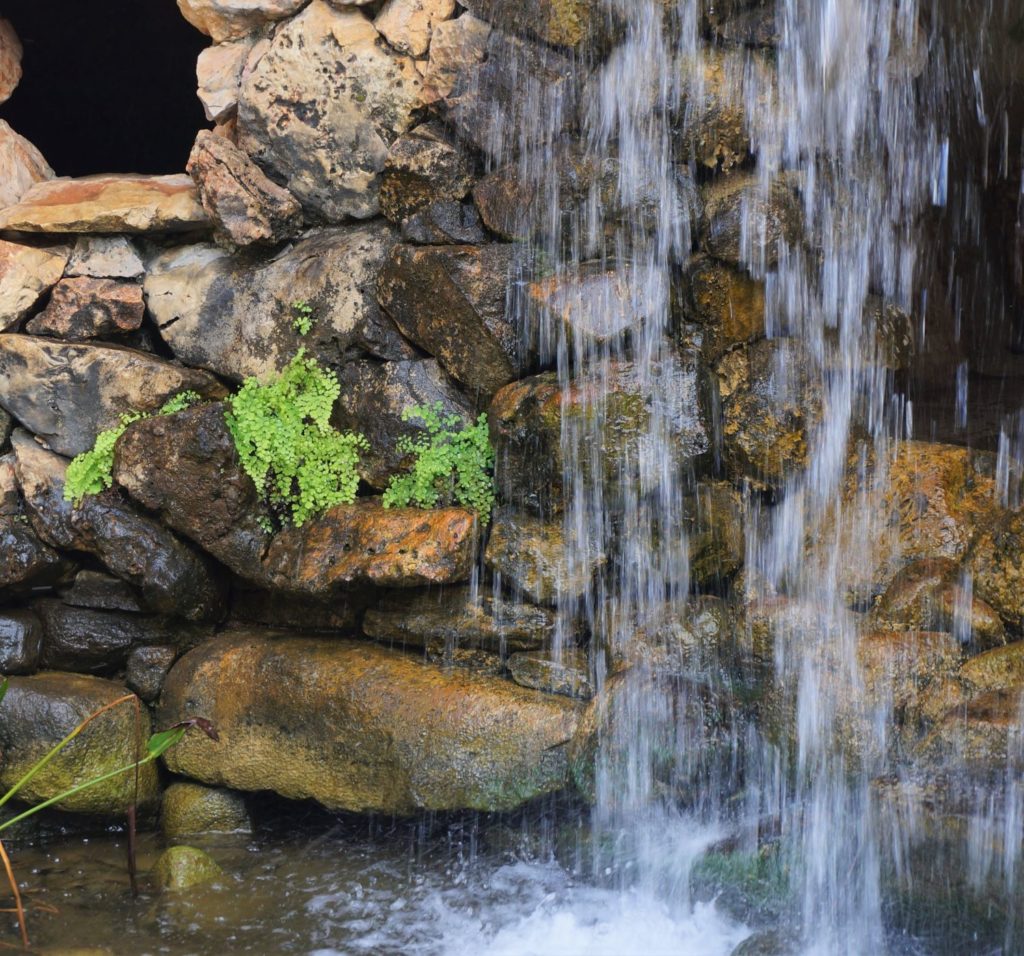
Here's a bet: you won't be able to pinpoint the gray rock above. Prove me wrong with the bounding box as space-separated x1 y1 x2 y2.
508 650 593 699
401 201 487 245
0 609 43 674
125 644 178 703
145 224 414 383
65 236 144 280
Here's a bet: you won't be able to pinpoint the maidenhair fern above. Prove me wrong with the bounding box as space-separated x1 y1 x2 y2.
382 403 495 516
64 391 203 504
224 349 368 528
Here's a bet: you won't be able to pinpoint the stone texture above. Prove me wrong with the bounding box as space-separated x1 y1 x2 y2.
59 570 146 613
375 0 456 57
0 609 43 674
177 0 309 42
459 0 605 49
25 277 144 340
237 1 424 222
0 673 157 815
35 599 208 675
229 587 363 632
684 256 765 361
961 641 1024 696
162 782 251 838
401 201 486 245
0 120 54 209
145 224 413 382
968 509 1024 631
12 433 227 622
159 631 581 813
152 845 223 890
333 358 474 489
683 481 746 585
485 508 606 605
379 125 474 223
113 404 480 594
0 335 225 458
363 586 554 653
0 175 210 234
187 130 302 247
0 240 70 332
126 645 179 703
508 650 593 699
717 338 823 488
196 37 253 123
422 11 490 104
66 236 144 280
0 18 21 105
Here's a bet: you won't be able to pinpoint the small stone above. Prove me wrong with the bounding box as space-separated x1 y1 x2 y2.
161 782 251 838
59 570 146 613
961 641 1024 696
423 12 490 104
195 37 253 123
401 201 486 244
177 0 308 42
0 240 71 332
0 18 22 105
508 650 593 699
0 120 54 209
126 645 179 703
26 278 144 341
375 0 456 57
0 609 43 674
152 845 224 891
379 126 473 223
66 236 144 280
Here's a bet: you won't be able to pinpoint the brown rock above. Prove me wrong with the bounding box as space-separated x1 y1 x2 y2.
459 0 606 49
508 650 593 699
0 120 54 209
177 0 309 42
0 335 226 458
422 11 490 104
401 201 487 245
376 243 519 397
186 130 302 247
0 239 70 332
0 174 209 234
968 509 1024 630
961 641 1024 697
684 256 765 361
914 688 1024 775
160 631 581 813
0 19 21 105
26 277 144 340
12 432 227 623
379 126 474 223
195 37 253 123
375 0 456 57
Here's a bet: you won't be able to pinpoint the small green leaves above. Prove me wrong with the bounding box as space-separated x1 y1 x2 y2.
158 390 201 416
382 403 495 516
225 349 368 528
292 300 315 336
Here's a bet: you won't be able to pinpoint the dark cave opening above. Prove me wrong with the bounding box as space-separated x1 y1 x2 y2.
0 0 208 177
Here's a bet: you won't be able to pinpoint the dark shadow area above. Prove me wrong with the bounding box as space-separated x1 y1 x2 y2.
0 0 208 177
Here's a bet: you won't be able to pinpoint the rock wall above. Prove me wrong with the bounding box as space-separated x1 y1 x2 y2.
0 0 1021 828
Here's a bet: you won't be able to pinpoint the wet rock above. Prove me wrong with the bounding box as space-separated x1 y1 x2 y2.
701 173 803 270
177 0 308 42
0 609 42 674
25 278 144 341
709 4 778 48
423 643 506 676
683 481 746 585
333 359 474 488
873 557 1006 650
114 405 479 593
375 0 456 57
422 11 490 104
187 130 302 247
195 37 254 123
229 587 362 633
379 126 474 223
59 570 146 613
65 236 144 280
485 509 606 605
145 224 413 382
683 256 765 361
0 336 225 458
363 585 554 653
162 782 251 838
460 0 607 49
717 338 823 488
35 600 209 675
0 174 210 234
126 645 179 703
508 650 593 699
490 356 713 513
376 243 519 397
0 18 21 105
152 845 223 891
0 239 70 332
968 509 1024 631
159 631 582 813
12 433 227 622
401 201 487 245
0 119 53 208
0 673 157 814
961 641 1024 696
237 1 424 222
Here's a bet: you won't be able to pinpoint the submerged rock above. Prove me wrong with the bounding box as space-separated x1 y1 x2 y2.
152 845 224 891
0 673 158 814
161 782 251 838
159 631 581 813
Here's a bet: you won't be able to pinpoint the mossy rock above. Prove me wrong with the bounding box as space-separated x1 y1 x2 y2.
161 782 251 838
152 845 223 891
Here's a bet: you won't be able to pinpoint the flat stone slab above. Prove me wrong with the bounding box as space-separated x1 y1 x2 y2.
0 174 210 234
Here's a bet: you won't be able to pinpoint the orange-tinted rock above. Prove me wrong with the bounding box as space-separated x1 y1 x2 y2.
0 120 53 208
159 631 581 813
26 277 144 340
0 18 21 105
0 239 70 331
0 174 210 234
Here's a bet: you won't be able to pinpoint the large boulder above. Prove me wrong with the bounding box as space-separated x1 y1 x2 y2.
0 174 210 234
0 239 70 332
0 673 158 815
113 404 480 593
177 0 309 42
12 433 227 622
376 243 519 397
0 335 225 458
159 631 581 813
25 277 145 341
237 1 424 222
332 358 474 489
0 120 54 208
145 224 413 382
187 130 302 247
